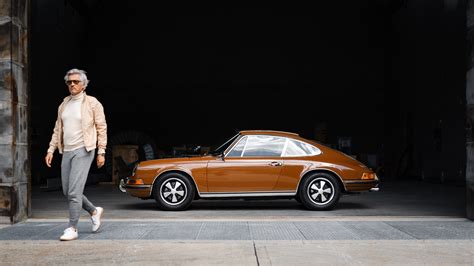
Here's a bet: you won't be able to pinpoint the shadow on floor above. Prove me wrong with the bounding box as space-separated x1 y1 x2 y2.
31 179 466 219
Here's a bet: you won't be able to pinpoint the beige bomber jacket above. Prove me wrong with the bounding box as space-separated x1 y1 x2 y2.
47 92 107 155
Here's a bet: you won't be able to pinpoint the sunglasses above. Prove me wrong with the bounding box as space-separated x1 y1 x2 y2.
66 80 81 85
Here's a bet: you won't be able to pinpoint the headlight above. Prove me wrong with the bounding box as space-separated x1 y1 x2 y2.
361 172 376 180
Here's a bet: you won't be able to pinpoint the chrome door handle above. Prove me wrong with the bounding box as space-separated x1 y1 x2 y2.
270 161 282 166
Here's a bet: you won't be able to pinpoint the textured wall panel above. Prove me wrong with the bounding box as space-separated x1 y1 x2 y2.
15 104 27 144
0 144 13 183
14 145 28 183
13 182 27 223
0 22 11 60
0 1 11 17
0 186 11 217
0 100 12 145
0 0 30 223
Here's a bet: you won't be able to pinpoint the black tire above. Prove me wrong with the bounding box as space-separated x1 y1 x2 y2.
299 172 341 210
294 195 302 203
153 172 195 211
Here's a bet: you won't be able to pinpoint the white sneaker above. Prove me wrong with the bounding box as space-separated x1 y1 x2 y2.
60 227 78 241
91 207 104 233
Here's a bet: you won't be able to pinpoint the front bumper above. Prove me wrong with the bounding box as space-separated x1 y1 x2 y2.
119 178 152 198
119 179 127 193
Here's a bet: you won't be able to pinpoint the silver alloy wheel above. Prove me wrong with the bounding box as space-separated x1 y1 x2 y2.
307 177 335 205
160 178 187 206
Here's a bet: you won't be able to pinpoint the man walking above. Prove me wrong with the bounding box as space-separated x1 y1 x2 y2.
45 68 107 241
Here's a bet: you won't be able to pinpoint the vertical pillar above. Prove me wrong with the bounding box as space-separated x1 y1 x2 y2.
0 0 30 223
467 0 474 220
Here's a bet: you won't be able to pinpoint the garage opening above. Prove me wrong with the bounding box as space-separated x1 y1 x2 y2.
1 1 470 222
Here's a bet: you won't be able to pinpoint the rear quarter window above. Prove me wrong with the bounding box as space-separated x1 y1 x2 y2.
283 139 321 157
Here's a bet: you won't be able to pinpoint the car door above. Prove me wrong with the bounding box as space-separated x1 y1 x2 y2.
207 135 285 192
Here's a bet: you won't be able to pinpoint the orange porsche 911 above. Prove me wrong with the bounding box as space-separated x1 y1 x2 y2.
121 130 379 211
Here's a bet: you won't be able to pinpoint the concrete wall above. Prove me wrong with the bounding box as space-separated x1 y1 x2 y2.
0 0 30 223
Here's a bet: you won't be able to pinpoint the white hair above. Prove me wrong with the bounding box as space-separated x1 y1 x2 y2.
64 68 89 87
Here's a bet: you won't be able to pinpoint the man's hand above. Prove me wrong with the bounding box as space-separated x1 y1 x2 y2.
97 154 105 168
45 152 53 167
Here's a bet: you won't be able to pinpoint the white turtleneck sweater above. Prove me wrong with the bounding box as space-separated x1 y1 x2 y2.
62 92 85 151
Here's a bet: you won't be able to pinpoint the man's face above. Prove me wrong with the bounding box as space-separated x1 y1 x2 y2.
66 74 85 96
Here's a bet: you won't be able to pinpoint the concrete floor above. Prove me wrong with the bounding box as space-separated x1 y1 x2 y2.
0 179 472 265
31 179 466 219
1 240 473 265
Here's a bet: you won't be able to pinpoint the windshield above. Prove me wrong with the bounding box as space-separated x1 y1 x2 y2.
209 133 240 155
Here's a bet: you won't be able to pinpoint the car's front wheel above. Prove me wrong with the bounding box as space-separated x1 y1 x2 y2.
153 172 195 211
299 172 341 210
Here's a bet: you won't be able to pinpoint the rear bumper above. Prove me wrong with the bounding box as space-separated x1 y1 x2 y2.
344 180 379 192
125 184 152 189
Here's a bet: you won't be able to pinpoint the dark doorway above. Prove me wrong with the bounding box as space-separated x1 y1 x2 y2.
30 1 466 214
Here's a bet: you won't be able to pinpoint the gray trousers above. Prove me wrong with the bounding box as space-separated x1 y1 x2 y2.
61 147 96 228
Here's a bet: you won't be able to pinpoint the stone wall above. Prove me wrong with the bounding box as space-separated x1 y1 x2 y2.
0 0 30 223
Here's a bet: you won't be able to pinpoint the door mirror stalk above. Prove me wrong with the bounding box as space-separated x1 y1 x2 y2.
217 153 225 161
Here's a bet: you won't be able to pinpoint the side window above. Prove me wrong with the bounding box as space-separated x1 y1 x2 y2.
305 143 322 155
226 136 247 157
242 135 285 157
283 139 322 157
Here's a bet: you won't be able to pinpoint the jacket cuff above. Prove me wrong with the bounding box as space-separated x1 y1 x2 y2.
98 148 106 155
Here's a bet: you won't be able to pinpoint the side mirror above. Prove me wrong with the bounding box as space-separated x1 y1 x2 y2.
217 152 225 161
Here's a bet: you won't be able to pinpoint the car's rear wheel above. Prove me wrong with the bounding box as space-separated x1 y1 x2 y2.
153 172 194 211
299 172 341 210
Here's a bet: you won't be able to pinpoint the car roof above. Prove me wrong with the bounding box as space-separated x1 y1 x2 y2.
239 130 300 138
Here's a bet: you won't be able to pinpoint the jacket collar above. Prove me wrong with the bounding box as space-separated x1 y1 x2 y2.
64 91 87 103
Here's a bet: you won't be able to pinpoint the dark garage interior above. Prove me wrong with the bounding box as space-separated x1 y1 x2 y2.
1 0 473 222
30 1 466 184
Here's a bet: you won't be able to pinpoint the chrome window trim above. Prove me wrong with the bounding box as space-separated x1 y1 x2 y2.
226 135 247 158
200 191 296 198
223 134 246 157
216 133 240 155
241 135 255 157
281 138 289 157
277 136 285 157
240 136 249 157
